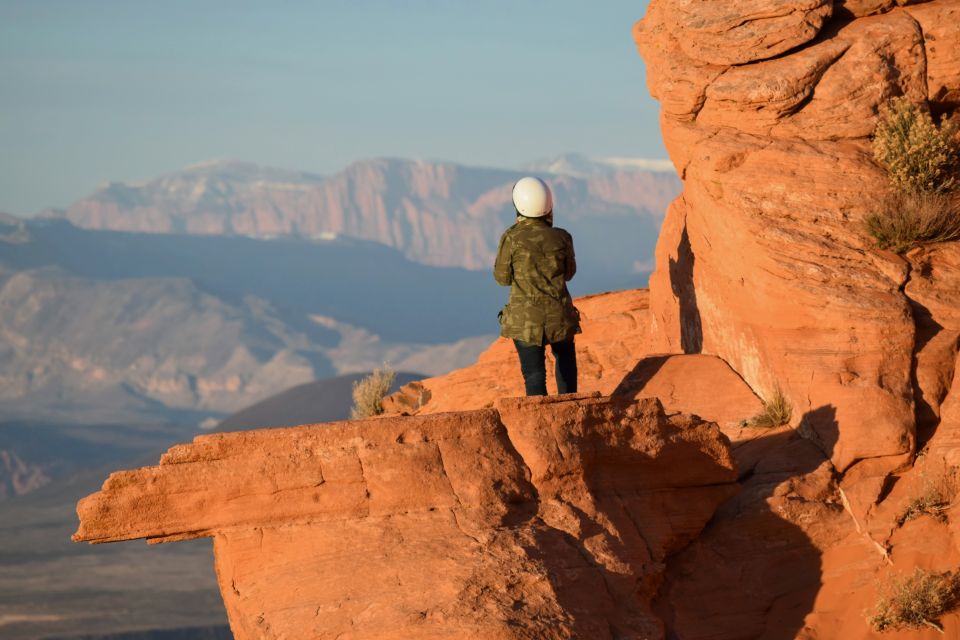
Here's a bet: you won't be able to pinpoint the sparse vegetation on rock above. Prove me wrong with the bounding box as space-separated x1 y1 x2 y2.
872 98 960 195
897 465 960 526
868 568 960 633
866 190 960 253
743 387 792 428
350 364 396 419
867 97 960 253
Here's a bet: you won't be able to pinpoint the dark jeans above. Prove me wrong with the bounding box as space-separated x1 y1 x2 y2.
512 338 578 396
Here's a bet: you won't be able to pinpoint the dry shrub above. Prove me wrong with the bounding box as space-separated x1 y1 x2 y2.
873 97 960 194
868 568 960 633
350 363 396 419
865 190 960 253
897 465 960 526
744 387 792 428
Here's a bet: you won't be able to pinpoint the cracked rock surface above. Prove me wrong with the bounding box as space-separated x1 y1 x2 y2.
636 0 960 637
636 0 959 472
74 394 737 639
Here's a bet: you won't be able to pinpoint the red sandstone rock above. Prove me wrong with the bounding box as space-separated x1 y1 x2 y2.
698 12 928 140
672 0 833 67
904 2 960 106
384 289 764 436
636 0 960 636
75 394 737 639
636 1 960 471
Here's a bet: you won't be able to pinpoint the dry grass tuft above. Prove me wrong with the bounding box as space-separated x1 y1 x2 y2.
868 568 960 633
744 387 793 428
897 466 960 527
873 97 960 195
865 190 960 254
350 363 396 419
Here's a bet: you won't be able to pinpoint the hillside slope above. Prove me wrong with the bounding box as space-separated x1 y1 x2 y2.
215 371 423 431
0 221 499 422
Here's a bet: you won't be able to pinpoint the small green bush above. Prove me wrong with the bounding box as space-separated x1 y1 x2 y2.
744 387 792 428
872 97 960 194
868 568 960 633
865 190 960 253
350 363 396 419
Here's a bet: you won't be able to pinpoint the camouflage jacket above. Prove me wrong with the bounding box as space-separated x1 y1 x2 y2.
493 217 581 344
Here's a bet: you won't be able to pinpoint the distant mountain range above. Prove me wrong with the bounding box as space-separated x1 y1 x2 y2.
0 155 678 425
0 152 679 638
0 219 494 423
38 155 680 272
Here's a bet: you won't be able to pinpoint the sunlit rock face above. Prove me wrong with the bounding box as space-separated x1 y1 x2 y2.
635 2 960 637
74 394 737 639
636 0 960 473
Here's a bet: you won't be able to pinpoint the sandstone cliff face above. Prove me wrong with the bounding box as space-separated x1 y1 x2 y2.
636 0 960 474
74 394 737 639
633 0 960 636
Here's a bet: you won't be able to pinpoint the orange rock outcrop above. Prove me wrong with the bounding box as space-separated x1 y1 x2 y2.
632 0 960 636
75 393 737 639
385 290 763 433
73 0 960 638
636 0 959 475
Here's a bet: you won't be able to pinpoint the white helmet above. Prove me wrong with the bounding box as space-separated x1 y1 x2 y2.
512 176 553 218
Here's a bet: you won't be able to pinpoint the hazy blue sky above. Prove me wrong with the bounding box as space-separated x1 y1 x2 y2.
0 0 661 215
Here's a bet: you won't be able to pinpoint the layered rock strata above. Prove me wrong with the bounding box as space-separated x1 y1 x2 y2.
635 0 960 474
634 0 960 636
75 394 737 639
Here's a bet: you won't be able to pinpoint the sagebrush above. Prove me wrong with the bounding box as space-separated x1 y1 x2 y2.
897 465 960 526
744 387 792 428
865 190 960 253
350 364 396 419
872 97 960 194
868 568 960 633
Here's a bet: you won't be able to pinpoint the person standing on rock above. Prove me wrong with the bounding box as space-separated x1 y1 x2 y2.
494 176 580 396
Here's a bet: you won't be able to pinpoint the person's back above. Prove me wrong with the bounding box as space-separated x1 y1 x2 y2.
495 218 578 345
494 177 580 396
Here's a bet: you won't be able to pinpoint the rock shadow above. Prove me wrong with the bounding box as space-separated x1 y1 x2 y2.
609 355 671 399
654 405 840 639
519 397 743 638
669 225 703 354
906 294 954 449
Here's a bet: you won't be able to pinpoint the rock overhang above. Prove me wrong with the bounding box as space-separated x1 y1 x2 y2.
74 393 740 638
